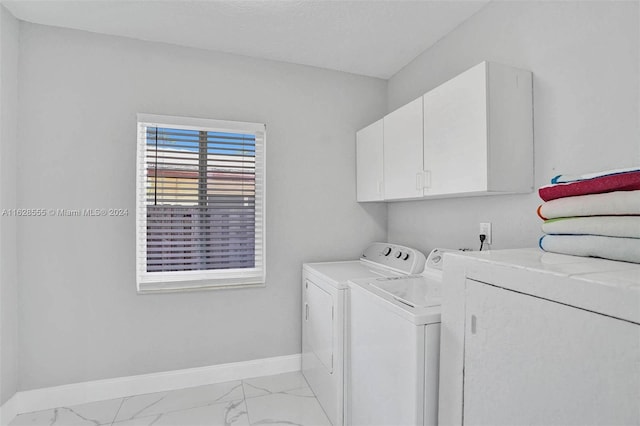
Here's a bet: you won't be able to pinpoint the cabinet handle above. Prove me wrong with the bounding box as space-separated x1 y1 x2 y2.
305 304 309 321
471 314 477 334
417 171 432 190
377 180 383 195
424 170 431 189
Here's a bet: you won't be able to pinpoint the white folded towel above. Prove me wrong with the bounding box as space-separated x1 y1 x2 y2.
542 216 640 239
539 234 640 263
538 190 640 219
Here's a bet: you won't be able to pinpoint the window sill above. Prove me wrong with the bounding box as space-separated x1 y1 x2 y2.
137 281 266 294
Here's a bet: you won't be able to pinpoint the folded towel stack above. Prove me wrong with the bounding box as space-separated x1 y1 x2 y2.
537 167 640 263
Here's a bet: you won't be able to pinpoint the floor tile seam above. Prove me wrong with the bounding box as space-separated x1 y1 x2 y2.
242 380 311 394
243 385 314 401
240 379 253 425
110 380 243 423
108 398 126 426
109 396 247 424
110 379 244 404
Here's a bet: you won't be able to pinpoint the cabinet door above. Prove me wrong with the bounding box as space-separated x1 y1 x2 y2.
463 279 640 426
356 119 384 202
423 63 487 195
383 97 424 200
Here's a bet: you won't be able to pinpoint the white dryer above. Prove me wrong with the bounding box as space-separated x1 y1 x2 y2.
302 242 427 426
347 248 447 426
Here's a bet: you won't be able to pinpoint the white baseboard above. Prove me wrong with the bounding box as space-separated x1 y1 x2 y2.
2 353 300 422
0 394 18 426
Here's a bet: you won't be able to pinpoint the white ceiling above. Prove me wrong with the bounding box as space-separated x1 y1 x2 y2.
2 0 488 79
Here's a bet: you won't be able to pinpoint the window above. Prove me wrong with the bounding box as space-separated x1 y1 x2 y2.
136 114 265 293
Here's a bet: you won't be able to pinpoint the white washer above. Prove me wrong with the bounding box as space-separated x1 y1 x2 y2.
302 242 427 426
347 249 447 426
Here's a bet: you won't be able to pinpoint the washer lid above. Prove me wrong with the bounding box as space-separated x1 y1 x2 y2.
370 276 441 308
348 276 441 325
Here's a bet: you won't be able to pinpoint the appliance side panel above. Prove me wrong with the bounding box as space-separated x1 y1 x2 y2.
424 323 441 426
301 273 340 426
464 279 640 425
486 62 534 193
349 287 422 426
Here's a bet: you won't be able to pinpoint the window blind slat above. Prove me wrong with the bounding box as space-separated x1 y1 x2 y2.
147 129 256 141
144 188 256 195
147 154 256 162
146 226 256 231
144 254 262 260
144 238 262 246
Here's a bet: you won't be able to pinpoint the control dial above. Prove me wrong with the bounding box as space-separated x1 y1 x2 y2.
383 247 392 256
403 253 410 261
395 251 403 259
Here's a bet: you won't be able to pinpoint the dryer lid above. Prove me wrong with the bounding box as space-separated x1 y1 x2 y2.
303 260 401 287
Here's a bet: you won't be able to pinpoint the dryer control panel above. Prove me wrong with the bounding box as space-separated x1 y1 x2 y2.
360 242 426 275
426 248 459 271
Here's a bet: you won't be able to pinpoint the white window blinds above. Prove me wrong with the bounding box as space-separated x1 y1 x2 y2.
136 114 265 293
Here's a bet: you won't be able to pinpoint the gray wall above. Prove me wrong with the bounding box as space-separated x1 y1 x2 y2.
0 5 19 405
17 23 387 390
386 1 639 254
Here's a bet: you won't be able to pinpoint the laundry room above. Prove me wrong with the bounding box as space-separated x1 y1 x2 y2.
0 1 638 425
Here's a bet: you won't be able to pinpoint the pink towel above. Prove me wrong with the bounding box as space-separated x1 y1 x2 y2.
539 170 640 201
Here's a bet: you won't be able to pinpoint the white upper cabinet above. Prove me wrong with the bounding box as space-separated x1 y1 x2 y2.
383 97 424 200
356 119 384 202
355 61 533 202
423 62 533 198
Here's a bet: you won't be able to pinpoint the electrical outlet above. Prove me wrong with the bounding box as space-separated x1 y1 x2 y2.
479 222 492 245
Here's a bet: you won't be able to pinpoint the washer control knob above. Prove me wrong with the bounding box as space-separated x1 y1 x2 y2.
403 253 410 261
383 247 392 256
395 251 403 259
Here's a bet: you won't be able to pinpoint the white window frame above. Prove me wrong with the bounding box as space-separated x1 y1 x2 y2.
136 113 266 293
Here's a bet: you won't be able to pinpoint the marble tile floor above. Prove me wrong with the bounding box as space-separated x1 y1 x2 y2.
9 371 332 426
